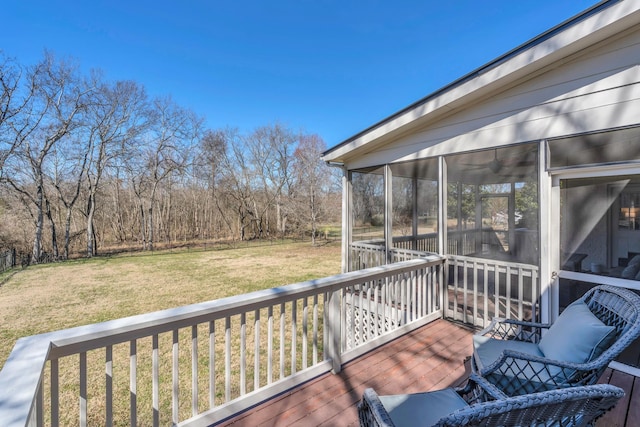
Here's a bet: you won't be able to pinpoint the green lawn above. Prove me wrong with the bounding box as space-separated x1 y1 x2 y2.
0 241 342 368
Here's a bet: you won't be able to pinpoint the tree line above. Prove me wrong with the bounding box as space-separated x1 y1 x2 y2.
0 52 341 263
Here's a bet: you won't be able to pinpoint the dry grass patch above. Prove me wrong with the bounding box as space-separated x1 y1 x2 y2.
0 241 341 367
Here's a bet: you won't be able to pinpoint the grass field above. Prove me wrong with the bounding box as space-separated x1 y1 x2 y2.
0 241 342 369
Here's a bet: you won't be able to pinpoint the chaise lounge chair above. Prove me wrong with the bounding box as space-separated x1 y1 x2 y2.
358 373 623 427
472 285 640 396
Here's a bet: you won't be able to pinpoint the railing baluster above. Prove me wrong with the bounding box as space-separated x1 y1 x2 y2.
373 281 380 337
279 303 285 380
302 298 308 370
172 329 179 425
380 279 386 336
51 358 59 427
402 272 408 325
483 263 489 327
463 259 468 323
412 270 417 321
349 286 355 348
473 260 478 325
518 266 524 320
208 321 215 409
267 306 274 384
152 335 159 427
291 300 297 375
225 317 231 401
533 268 540 323
422 267 435 316
313 295 319 365
191 325 198 416
506 265 512 319
105 351 114 427
494 264 500 318
240 313 246 395
80 352 87 427
452 258 459 321
389 276 396 328
366 281 373 341
254 309 260 391
417 269 423 318
130 340 137 427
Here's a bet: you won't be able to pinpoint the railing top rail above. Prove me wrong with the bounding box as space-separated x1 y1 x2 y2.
350 240 385 248
447 254 539 270
0 254 445 427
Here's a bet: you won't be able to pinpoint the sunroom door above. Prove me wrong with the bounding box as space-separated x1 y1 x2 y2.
549 127 640 375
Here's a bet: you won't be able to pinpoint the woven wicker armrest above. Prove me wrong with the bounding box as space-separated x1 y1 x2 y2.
482 349 582 374
358 381 624 427
359 388 395 427
478 317 551 342
478 348 609 396
456 373 507 405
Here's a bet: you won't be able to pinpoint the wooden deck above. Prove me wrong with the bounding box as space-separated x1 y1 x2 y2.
217 319 639 427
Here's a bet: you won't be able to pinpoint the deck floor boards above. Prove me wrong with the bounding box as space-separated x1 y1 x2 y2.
216 319 638 427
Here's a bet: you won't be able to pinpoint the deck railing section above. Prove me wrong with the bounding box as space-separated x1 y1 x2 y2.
349 235 439 271
445 255 540 328
342 258 443 359
0 256 444 427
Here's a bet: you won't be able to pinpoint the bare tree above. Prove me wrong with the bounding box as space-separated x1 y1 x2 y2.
0 54 345 257
4 53 89 262
196 129 229 238
133 97 202 250
245 124 296 238
214 129 254 241
292 134 331 245
0 53 38 174
83 79 148 256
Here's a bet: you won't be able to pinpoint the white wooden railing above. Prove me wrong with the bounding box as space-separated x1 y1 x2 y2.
446 255 540 328
349 236 439 271
0 255 444 427
349 242 540 330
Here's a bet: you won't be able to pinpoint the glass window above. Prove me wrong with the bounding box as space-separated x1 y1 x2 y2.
561 175 640 276
549 127 640 169
390 158 439 252
446 143 539 264
392 176 413 237
351 169 384 242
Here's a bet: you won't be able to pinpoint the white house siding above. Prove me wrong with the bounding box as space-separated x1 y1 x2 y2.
344 25 640 171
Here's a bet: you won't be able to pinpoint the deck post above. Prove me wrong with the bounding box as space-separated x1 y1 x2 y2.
342 169 353 273
326 286 343 374
384 165 393 264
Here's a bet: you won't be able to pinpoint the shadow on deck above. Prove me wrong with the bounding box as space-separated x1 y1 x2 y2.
217 319 638 427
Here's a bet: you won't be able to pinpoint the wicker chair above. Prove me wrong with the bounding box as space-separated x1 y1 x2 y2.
472 285 640 396
358 374 623 427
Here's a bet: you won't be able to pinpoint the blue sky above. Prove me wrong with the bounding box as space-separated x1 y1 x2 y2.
3 0 598 147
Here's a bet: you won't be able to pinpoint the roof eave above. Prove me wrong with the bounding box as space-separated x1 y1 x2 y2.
322 0 639 164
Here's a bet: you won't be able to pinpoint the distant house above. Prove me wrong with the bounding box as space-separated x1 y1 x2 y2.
323 0 640 374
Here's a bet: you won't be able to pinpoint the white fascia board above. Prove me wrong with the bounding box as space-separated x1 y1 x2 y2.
323 1 640 164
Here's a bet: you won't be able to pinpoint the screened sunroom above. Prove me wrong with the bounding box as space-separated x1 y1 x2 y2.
323 0 640 375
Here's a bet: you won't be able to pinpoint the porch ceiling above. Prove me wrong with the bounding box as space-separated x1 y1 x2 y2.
386 144 538 184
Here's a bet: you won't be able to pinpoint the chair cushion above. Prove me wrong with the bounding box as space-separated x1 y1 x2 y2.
379 388 468 427
473 335 553 395
621 263 640 279
538 300 615 364
473 335 544 371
